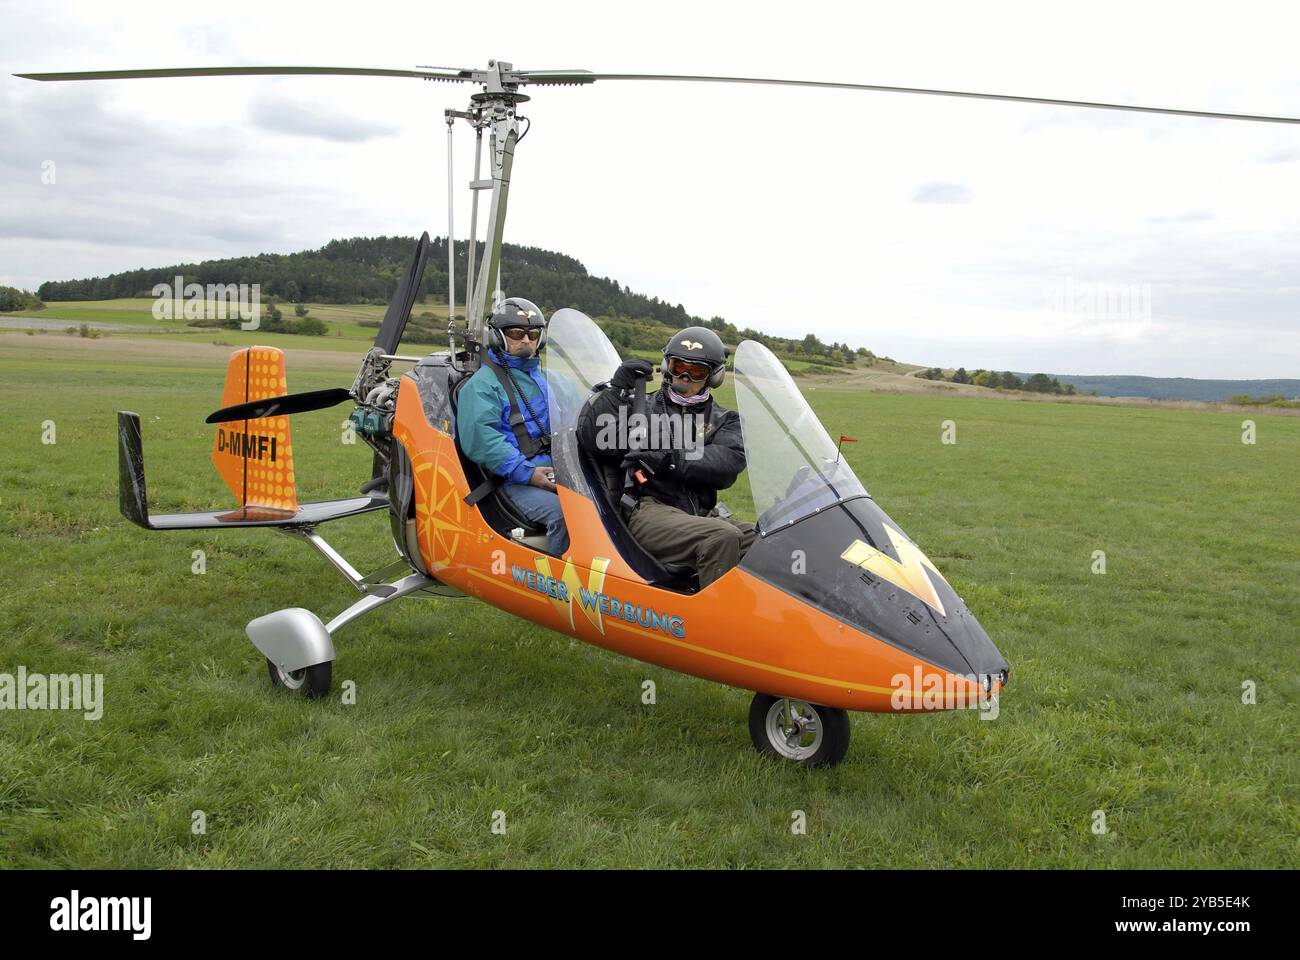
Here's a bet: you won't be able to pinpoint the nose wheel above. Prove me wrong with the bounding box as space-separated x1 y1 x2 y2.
748 693 850 767
266 657 332 699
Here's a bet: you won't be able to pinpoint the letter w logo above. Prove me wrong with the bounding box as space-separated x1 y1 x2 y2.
535 555 612 633
841 526 950 616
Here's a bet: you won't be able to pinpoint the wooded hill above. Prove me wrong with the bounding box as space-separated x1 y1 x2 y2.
36 235 875 369
1017 373 1300 403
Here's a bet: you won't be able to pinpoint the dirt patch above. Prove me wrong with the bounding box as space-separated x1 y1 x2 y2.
0 318 156 332
0 331 364 372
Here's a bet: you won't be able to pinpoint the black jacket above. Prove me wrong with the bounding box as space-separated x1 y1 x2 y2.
577 381 746 517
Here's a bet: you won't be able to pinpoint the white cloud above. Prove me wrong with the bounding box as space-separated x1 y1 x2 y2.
911 181 972 204
247 92 399 142
1 0 1297 378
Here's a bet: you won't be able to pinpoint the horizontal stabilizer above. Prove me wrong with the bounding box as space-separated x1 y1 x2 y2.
119 411 386 530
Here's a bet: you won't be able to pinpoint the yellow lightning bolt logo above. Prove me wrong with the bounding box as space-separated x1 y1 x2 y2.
534 554 612 633
841 526 949 617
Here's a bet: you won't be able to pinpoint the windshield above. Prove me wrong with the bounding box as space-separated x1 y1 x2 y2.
732 339 868 532
544 308 622 496
545 308 622 431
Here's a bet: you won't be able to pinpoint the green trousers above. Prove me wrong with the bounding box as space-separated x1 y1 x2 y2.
626 497 758 588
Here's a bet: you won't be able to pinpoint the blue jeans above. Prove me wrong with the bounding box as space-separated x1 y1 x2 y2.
500 482 570 557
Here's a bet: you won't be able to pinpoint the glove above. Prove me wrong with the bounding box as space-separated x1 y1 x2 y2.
610 358 654 391
622 448 680 478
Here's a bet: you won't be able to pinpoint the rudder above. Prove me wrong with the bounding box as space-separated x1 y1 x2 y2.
211 346 299 513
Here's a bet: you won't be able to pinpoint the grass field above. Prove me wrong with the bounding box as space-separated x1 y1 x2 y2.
0 330 1296 869
3 298 876 374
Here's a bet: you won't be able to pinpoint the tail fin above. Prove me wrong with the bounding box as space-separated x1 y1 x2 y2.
211 346 299 513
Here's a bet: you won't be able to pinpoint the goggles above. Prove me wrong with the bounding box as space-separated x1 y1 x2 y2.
502 327 542 342
667 356 714 382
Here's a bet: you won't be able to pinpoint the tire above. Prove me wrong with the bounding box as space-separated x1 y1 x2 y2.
748 693 850 768
265 657 332 699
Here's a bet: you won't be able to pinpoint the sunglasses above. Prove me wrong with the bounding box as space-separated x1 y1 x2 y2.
667 356 713 381
502 327 542 342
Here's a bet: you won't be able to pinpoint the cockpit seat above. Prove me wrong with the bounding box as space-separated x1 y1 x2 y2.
450 372 552 554
574 392 700 593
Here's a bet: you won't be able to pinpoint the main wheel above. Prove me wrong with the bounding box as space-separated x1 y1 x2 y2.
266 657 332 699
748 693 850 767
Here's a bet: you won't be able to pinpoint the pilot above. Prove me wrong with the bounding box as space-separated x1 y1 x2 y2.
456 297 570 557
578 326 756 587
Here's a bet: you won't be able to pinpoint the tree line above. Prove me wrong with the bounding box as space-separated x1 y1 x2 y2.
0 286 44 311
35 236 892 365
918 367 1079 394
36 236 698 328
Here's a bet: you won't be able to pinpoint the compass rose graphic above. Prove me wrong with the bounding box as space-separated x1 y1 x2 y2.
413 455 487 567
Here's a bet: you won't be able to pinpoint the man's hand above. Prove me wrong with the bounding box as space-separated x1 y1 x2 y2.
621 449 679 477
610 358 654 391
528 466 557 492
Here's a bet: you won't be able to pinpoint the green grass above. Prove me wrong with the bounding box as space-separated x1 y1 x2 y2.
0 339 1296 868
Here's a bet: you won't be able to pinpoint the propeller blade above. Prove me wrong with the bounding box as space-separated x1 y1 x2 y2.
374 232 431 355
14 65 474 82
205 387 353 424
525 71 1300 124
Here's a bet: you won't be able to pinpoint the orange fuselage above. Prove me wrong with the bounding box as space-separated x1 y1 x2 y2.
392 377 999 714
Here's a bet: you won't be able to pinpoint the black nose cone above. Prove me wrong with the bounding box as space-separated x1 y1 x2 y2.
739 495 1008 677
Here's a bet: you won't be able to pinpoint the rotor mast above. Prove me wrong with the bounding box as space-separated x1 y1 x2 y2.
447 60 529 354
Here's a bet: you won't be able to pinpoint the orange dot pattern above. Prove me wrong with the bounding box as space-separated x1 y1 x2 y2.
210 346 299 513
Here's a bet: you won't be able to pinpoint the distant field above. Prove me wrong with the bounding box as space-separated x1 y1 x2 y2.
2 298 439 353
0 333 1294 868
4 299 893 375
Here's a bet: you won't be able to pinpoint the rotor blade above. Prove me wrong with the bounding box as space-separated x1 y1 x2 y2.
374 231 431 355
528 71 1300 124
514 70 598 87
14 65 474 82
205 388 353 424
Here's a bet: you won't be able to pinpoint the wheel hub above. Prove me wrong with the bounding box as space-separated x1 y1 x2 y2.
275 664 306 691
766 698 823 760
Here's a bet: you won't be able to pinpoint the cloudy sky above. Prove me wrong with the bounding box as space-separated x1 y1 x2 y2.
2 0 1297 378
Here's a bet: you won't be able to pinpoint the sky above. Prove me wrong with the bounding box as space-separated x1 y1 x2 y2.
1 0 1297 378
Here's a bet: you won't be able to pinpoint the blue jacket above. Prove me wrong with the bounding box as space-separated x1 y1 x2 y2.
456 348 553 485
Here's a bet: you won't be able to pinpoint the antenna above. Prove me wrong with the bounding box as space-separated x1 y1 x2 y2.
445 112 456 343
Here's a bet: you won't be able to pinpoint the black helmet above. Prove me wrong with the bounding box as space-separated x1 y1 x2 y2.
663 326 727 389
487 297 547 352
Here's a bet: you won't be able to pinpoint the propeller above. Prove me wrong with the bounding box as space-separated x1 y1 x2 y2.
16 63 1299 124
205 233 432 425
374 231 431 356
205 387 353 424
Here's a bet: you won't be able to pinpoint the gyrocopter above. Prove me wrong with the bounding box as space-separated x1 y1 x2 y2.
18 61 1297 765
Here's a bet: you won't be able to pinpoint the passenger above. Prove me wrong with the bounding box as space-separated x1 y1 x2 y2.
578 326 756 587
456 298 569 557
